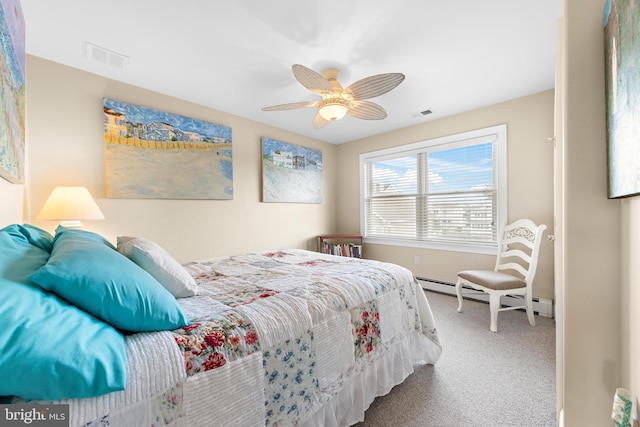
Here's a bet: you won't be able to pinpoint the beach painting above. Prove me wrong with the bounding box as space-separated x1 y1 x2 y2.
104 98 233 199
0 0 25 184
604 0 640 198
262 137 322 203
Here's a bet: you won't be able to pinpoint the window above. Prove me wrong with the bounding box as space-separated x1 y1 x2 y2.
360 124 507 254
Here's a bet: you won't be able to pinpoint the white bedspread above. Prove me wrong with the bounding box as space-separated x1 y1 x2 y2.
20 249 441 427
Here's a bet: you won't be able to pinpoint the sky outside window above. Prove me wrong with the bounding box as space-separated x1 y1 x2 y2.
371 142 493 195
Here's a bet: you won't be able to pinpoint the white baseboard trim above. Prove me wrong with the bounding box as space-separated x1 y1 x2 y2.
417 277 554 318
558 408 564 427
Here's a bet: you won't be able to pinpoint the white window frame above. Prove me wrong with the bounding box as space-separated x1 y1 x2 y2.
359 124 507 255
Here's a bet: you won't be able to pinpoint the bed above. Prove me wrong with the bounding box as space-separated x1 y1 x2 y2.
0 224 441 427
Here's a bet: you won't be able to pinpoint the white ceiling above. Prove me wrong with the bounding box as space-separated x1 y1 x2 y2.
21 0 561 145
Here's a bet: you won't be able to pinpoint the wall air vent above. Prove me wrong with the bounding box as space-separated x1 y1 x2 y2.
411 109 434 118
85 42 129 69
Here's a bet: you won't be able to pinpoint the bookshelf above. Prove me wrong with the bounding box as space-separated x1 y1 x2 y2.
317 234 363 258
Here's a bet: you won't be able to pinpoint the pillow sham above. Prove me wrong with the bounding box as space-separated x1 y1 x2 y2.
0 226 126 400
117 235 198 298
30 228 190 332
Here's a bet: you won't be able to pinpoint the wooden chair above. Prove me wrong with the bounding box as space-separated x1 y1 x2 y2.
455 218 547 332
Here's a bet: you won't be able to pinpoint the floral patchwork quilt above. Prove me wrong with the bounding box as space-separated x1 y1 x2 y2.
35 249 442 427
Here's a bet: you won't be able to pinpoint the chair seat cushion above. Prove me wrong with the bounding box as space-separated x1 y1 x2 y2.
458 270 526 290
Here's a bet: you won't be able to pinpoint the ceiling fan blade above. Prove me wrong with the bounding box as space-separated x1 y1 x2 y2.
261 101 317 111
292 64 333 96
312 114 331 129
345 73 405 100
348 101 387 120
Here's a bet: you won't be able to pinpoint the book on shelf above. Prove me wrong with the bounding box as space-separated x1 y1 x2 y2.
321 242 362 258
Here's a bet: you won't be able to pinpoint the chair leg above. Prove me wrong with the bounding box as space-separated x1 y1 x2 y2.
526 294 536 327
455 279 464 313
489 293 500 333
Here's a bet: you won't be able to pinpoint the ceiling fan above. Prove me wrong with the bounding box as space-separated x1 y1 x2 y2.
262 64 405 129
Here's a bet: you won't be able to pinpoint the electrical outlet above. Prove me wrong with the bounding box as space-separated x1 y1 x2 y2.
413 256 420 265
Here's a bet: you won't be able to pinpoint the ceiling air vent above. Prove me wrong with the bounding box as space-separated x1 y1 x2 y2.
411 109 434 118
85 42 129 69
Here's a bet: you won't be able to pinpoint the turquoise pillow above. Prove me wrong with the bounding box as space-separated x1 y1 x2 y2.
0 226 126 400
1 223 53 252
21 223 54 252
30 228 190 332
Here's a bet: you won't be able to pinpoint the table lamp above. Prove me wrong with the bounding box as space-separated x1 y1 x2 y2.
36 186 105 228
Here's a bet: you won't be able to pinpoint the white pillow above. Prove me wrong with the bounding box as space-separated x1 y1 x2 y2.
117 236 197 298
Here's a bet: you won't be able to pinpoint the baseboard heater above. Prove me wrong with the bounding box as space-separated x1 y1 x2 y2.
417 277 554 318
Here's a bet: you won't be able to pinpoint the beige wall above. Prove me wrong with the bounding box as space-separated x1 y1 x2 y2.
562 0 627 425
25 56 338 261
622 197 640 408
0 180 25 225
336 91 556 300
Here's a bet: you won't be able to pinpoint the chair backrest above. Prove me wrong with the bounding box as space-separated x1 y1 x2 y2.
494 219 547 287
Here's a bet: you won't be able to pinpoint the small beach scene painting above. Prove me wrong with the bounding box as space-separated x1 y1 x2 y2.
0 0 26 184
262 137 322 203
104 98 232 199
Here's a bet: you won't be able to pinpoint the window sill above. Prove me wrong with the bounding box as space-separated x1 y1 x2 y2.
363 237 498 255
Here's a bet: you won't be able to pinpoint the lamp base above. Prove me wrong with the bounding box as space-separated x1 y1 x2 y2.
59 220 82 228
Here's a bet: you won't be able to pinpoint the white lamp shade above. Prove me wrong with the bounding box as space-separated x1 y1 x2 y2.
37 187 105 224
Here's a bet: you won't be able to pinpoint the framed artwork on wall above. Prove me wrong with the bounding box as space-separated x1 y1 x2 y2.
604 0 640 198
103 98 233 199
0 0 25 184
261 137 323 203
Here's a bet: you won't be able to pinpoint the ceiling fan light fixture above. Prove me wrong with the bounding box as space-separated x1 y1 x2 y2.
317 98 350 121
262 64 405 129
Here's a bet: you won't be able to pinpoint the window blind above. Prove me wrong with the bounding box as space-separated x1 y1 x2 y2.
362 127 505 251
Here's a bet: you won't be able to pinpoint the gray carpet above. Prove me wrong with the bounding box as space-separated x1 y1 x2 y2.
355 290 556 427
